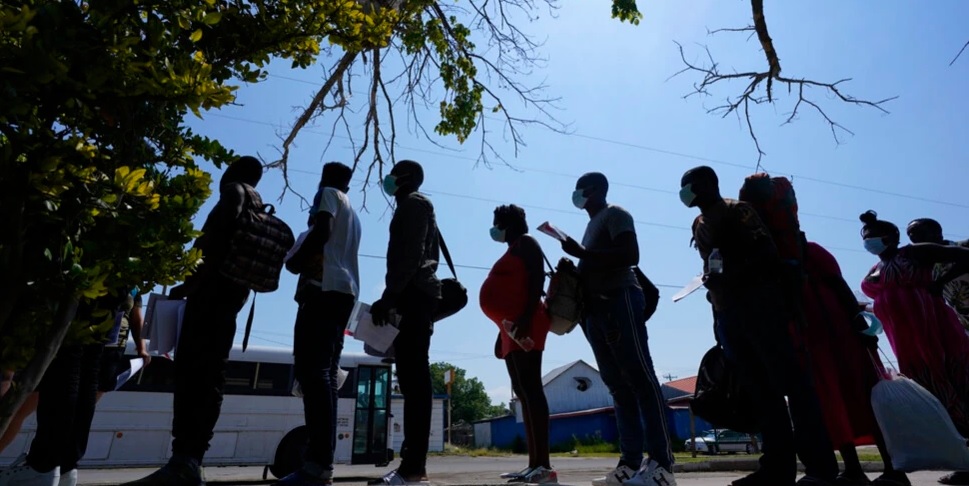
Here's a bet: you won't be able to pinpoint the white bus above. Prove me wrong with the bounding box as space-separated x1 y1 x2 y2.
0 343 394 479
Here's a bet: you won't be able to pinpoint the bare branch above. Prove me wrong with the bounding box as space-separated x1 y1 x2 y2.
951 40 969 66
672 0 897 165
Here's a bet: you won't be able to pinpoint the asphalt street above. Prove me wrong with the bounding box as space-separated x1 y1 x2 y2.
74 456 949 486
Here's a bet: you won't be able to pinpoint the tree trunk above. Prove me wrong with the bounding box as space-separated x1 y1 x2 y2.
0 293 78 438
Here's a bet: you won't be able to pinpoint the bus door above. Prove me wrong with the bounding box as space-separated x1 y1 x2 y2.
351 365 391 465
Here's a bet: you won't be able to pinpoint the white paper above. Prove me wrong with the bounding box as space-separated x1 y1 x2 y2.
672 275 705 302
148 299 186 356
114 358 145 391
285 228 312 263
537 222 569 242
348 302 400 353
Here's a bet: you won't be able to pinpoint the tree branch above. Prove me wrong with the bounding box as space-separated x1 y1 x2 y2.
951 40 969 66
671 0 897 165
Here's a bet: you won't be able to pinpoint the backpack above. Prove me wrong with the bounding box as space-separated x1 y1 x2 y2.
738 173 804 265
691 345 761 433
544 257 583 335
220 184 295 352
220 184 295 293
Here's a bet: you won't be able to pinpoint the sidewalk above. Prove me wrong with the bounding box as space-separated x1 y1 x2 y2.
75 456 946 486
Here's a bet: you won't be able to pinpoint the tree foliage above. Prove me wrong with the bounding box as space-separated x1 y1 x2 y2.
430 362 508 424
0 0 399 435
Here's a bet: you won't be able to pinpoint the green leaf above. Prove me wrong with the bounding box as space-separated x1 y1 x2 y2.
202 12 222 25
189 29 203 42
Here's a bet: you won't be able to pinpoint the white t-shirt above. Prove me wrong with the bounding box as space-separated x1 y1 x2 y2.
317 187 362 297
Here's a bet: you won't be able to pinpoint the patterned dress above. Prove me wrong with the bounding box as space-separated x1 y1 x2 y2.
934 239 969 332
861 249 969 436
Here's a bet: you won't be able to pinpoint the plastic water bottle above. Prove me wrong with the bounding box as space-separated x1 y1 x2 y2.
708 248 723 274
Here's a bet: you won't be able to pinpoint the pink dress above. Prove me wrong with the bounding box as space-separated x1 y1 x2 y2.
800 243 882 447
861 249 969 436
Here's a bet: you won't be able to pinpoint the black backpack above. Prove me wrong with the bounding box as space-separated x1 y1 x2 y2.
220 184 295 293
691 345 761 433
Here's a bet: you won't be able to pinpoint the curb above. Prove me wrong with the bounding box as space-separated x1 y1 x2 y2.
674 460 884 474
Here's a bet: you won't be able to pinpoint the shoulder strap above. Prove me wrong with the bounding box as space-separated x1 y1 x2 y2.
242 293 255 352
542 252 554 273
438 230 458 279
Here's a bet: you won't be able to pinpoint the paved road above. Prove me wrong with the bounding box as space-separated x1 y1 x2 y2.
76 456 947 486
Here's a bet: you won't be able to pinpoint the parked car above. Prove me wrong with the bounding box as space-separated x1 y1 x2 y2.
684 429 759 455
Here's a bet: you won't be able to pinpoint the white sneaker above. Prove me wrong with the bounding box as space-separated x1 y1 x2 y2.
57 470 76 486
591 463 637 486
0 463 59 486
623 459 676 486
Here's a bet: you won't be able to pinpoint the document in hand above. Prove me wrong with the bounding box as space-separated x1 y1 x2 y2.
114 358 145 391
146 293 186 356
347 301 400 353
672 275 705 303
537 222 569 242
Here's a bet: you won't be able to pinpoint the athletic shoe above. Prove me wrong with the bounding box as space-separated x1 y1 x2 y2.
119 457 205 486
273 469 332 486
367 470 429 486
57 470 77 486
523 467 558 485
0 463 59 486
623 459 675 486
939 472 969 486
501 467 534 481
591 463 637 486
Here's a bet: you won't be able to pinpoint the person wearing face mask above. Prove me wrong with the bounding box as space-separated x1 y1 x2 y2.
680 166 837 486
123 156 264 486
479 205 554 484
561 173 675 486
369 160 441 486
906 218 969 332
859 210 969 486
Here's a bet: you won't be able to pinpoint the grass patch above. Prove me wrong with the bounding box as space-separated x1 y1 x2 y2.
431 443 512 457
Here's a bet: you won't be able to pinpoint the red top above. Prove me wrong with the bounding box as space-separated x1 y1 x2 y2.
479 243 550 359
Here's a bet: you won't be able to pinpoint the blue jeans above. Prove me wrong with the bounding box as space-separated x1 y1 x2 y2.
582 286 674 471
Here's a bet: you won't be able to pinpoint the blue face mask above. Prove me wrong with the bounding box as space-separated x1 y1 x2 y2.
864 237 888 255
489 226 506 243
572 189 589 210
382 175 398 196
679 184 697 207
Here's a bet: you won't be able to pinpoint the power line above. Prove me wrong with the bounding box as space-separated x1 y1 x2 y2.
204 112 966 242
283 164 869 258
261 74 969 210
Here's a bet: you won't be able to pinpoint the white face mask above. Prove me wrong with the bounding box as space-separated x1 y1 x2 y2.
489 226 506 243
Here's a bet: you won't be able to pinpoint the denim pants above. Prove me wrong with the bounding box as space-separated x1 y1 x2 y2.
581 286 674 471
28 343 104 474
715 285 838 483
171 275 249 462
293 290 356 470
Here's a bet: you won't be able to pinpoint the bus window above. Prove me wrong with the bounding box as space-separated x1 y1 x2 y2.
224 361 256 394
120 357 176 393
338 368 357 399
255 363 293 397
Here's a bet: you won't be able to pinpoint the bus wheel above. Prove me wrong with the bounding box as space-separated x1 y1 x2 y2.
270 426 310 479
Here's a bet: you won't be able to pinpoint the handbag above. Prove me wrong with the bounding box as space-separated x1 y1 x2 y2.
434 230 467 322
634 266 660 322
691 345 761 433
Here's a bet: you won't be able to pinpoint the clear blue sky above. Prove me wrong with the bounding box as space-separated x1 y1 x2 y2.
178 0 969 404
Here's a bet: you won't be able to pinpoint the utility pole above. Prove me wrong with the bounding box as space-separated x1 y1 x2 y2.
444 369 454 446
663 373 677 382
